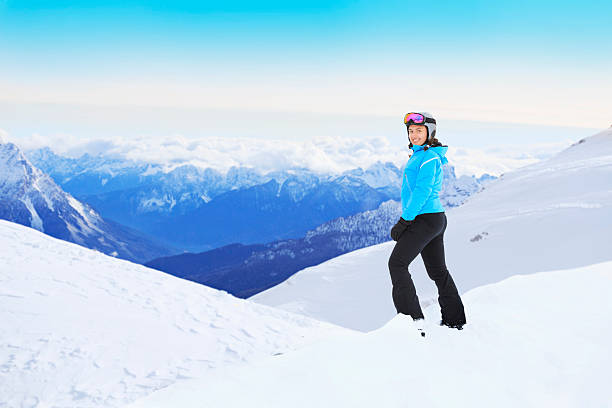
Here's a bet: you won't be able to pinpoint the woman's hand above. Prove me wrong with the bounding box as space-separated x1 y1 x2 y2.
390 217 413 241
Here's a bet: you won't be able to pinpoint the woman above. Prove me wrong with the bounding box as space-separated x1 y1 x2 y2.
388 111 466 332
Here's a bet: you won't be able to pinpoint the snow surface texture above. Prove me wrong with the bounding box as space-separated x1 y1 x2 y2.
0 220 348 407
129 261 612 408
252 128 612 331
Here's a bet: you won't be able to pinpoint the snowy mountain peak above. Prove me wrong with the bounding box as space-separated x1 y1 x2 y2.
0 142 173 262
25 145 56 162
0 142 66 231
1 143 60 186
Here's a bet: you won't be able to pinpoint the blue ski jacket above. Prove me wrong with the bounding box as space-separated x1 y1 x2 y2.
400 144 448 221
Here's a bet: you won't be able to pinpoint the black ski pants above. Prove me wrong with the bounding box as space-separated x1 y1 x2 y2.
388 212 466 325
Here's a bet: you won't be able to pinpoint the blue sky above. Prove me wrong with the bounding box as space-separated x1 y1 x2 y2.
3 1 610 73
0 0 610 146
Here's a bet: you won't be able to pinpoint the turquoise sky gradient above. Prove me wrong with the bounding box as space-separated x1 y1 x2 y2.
0 0 610 141
3 1 611 71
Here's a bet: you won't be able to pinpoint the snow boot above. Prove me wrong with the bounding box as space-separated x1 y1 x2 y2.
440 320 464 330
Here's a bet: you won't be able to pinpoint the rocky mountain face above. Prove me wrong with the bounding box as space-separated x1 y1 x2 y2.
0 142 175 263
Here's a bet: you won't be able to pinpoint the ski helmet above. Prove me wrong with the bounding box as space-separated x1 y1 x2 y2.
404 111 437 143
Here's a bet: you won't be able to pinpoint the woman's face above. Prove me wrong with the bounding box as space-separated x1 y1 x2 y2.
408 124 428 146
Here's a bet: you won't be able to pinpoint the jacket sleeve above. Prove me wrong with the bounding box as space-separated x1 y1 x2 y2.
401 155 439 221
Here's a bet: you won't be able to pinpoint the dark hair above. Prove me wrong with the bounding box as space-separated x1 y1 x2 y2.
427 136 443 147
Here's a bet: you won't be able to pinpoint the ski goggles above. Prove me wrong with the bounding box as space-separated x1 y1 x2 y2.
404 112 436 125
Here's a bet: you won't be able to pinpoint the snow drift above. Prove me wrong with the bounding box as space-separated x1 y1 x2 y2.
129 261 612 408
0 220 347 407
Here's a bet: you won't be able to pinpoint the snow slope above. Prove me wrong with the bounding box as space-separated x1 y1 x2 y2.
0 220 348 407
129 261 612 408
252 128 612 331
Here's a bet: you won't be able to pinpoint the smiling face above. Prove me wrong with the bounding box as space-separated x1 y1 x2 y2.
408 124 428 146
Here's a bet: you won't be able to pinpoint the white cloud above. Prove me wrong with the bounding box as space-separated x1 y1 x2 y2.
0 128 8 144
447 141 573 177
87 134 406 176
14 130 572 178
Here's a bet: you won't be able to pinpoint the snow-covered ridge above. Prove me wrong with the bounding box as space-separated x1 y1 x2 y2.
454 127 612 222
0 220 347 407
0 141 98 235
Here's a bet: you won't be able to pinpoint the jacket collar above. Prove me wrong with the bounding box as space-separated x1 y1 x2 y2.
412 144 427 152
411 144 449 164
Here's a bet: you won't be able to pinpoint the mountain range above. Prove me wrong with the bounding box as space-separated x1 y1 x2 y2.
27 147 493 252
1 140 492 274
0 141 175 263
